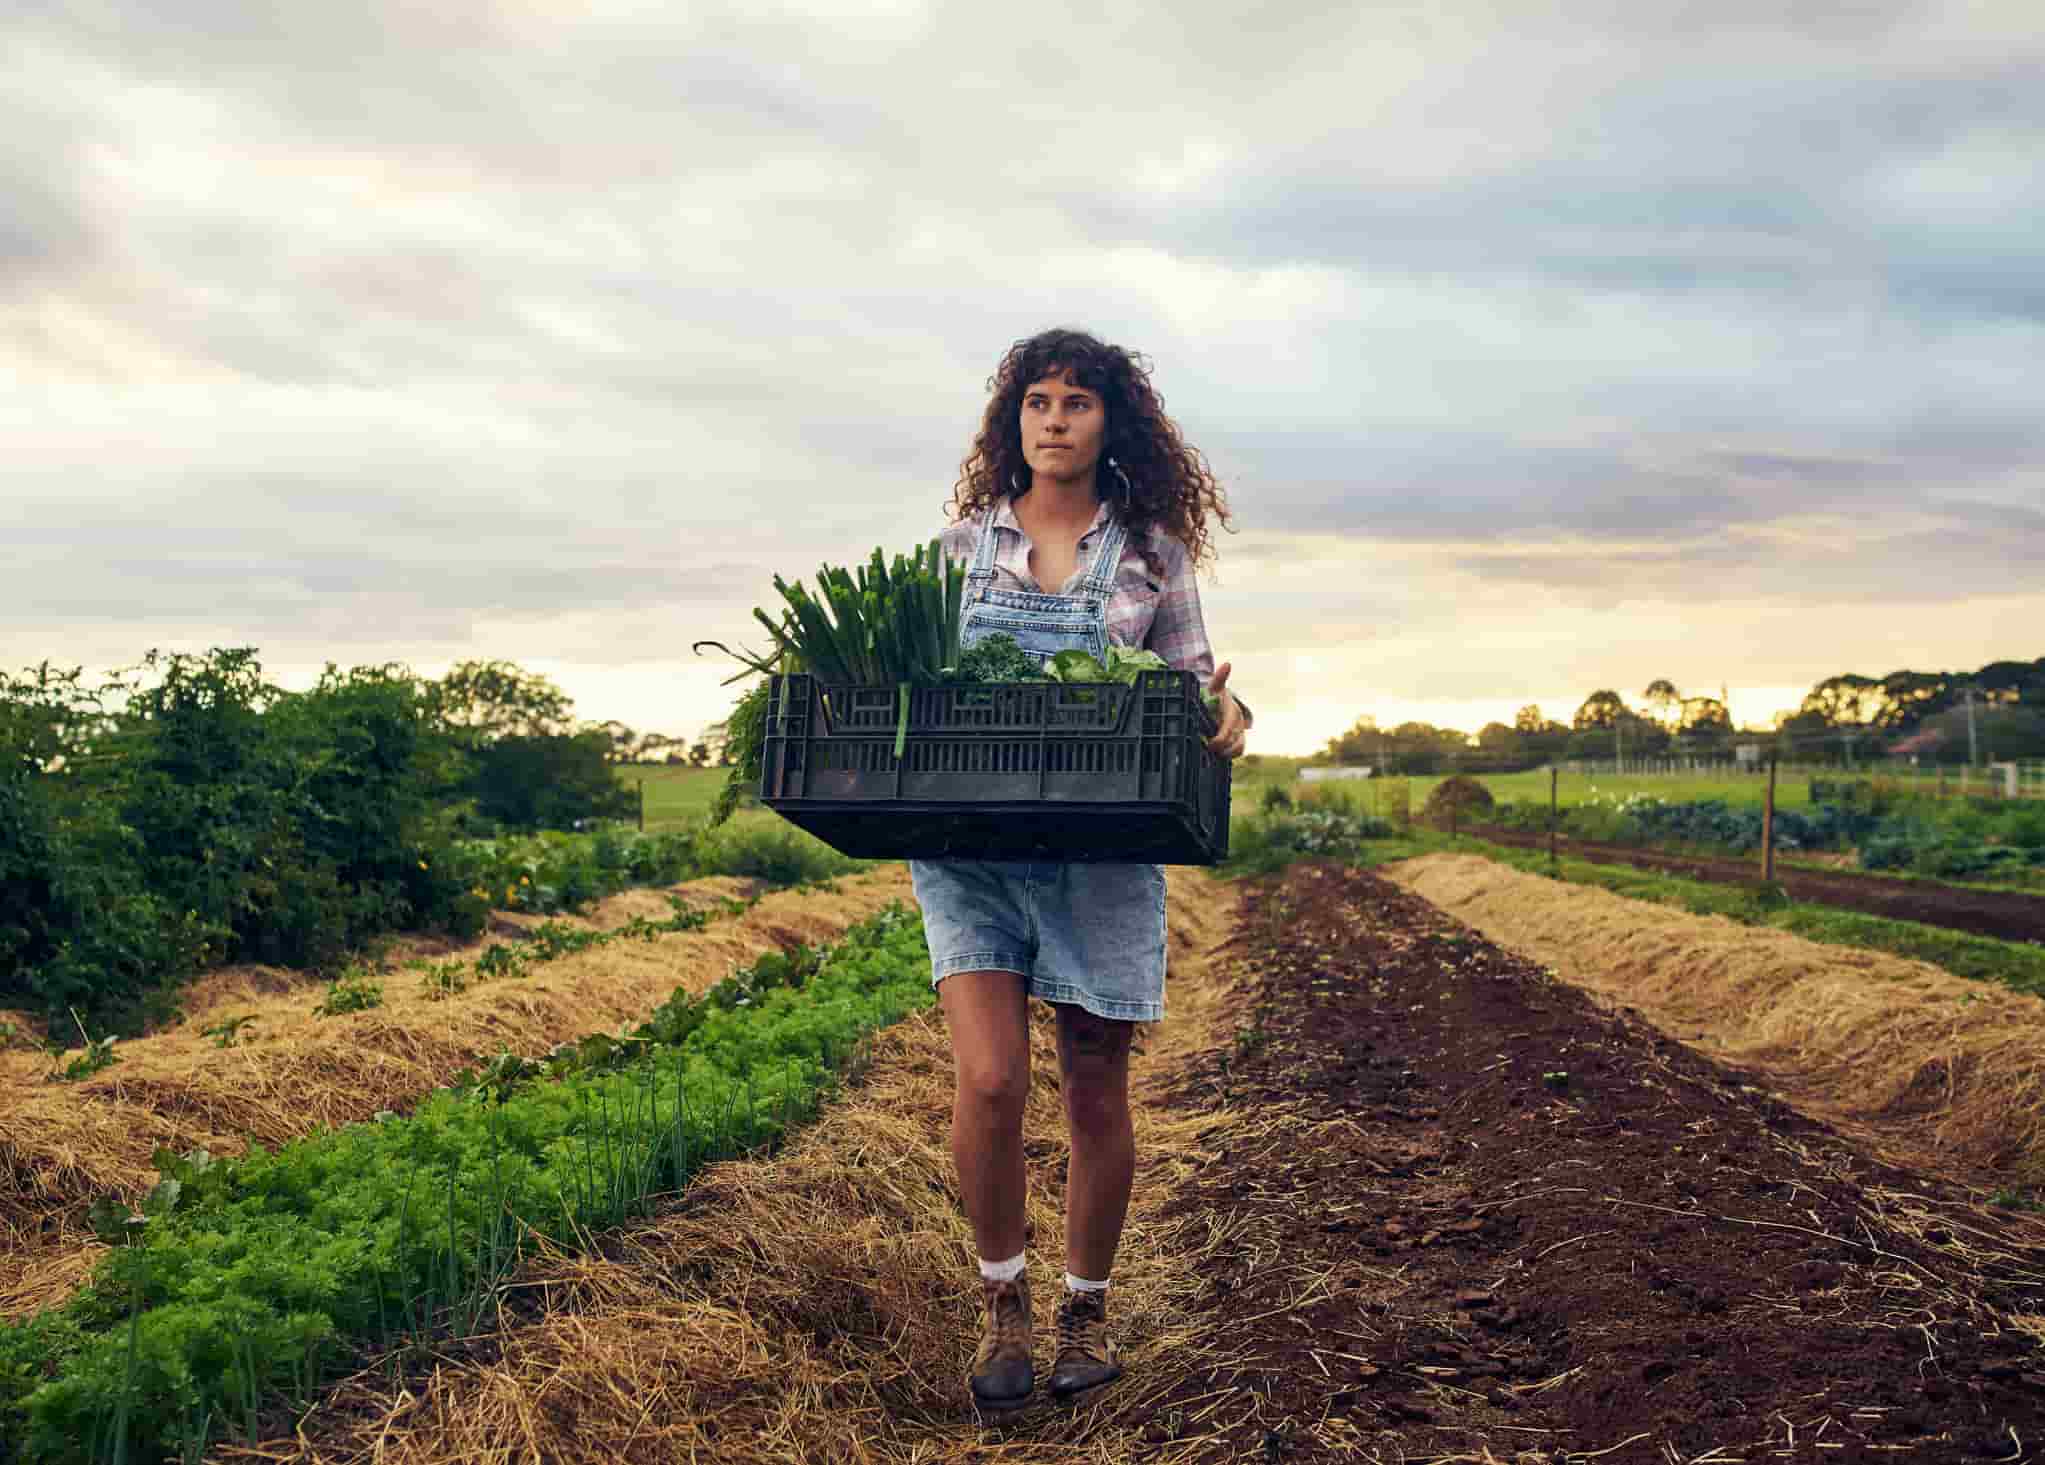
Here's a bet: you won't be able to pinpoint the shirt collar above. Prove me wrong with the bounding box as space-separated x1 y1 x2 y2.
994 496 1112 542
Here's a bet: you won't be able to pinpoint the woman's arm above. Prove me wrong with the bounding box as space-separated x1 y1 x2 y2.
1144 536 1253 747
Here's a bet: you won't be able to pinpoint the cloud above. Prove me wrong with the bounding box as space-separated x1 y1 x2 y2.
4 0 2043 745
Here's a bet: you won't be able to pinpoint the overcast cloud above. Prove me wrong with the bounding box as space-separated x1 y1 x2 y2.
4 0 2041 752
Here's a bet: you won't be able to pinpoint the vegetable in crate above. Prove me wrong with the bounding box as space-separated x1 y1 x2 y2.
694 540 969 814
1040 645 1222 720
945 632 1040 685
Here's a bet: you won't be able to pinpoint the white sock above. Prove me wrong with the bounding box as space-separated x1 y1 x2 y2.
979 1252 1026 1284
1065 1272 1109 1294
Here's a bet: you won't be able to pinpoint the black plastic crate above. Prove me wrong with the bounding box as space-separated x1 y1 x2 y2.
759 670 1232 864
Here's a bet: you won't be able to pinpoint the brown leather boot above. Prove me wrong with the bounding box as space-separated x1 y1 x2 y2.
1048 1287 1123 1400
969 1273 1034 1411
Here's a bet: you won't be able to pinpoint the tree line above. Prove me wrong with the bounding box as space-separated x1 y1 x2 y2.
1317 656 2045 775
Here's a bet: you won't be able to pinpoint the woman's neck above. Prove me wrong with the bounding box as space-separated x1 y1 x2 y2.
1014 476 1101 534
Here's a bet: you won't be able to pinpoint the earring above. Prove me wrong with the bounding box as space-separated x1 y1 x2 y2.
1108 456 1133 504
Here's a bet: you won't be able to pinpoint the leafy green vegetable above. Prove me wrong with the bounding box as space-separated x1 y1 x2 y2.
1046 650 1106 684
945 633 1039 685
1104 646 1167 679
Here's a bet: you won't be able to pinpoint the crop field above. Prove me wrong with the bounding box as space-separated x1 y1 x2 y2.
1238 761 1817 813
10 829 2045 1462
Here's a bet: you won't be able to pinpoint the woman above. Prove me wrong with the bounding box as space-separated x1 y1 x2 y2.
910 327 1250 1412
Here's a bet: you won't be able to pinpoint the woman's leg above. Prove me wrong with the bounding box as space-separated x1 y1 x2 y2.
1053 1004 1135 1280
940 968 1032 1261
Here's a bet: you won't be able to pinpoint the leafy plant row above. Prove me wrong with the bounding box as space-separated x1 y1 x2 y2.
452 820 860 917
0 903 932 1465
1481 790 2045 880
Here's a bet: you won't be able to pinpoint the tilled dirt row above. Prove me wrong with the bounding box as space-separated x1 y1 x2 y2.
1146 860 2045 1462
1458 824 2045 944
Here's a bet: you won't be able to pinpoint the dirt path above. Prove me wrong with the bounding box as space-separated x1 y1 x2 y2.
1385 852 2045 1184
1460 823 2045 944
236 866 1252 1465
1145 861 2045 1461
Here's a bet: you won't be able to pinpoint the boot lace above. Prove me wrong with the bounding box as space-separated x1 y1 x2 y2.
1056 1289 1107 1361
979 1279 1030 1362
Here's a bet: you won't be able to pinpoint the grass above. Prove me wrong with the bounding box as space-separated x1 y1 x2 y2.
1316 825 2045 999
624 765 733 830
1230 758 1814 814
623 764 800 843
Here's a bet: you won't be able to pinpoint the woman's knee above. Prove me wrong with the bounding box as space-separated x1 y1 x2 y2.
1055 1005 1132 1133
954 1049 1030 1112
942 969 1030 1113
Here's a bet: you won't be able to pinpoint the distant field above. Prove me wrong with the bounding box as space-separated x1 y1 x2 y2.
1231 760 1817 813
639 759 1828 835
622 764 756 832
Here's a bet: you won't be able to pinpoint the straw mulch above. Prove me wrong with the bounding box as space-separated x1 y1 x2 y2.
232 868 1250 1465
0 867 914 1321
1388 852 2045 1182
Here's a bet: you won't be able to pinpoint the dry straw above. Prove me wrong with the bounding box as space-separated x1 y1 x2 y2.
0 867 916 1320
1389 853 2045 1180
223 870 1252 1465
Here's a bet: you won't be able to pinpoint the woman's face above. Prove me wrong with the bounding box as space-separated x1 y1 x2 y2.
1018 369 1105 489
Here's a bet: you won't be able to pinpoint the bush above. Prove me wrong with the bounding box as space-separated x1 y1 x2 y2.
699 821 861 886
2 652 483 1035
1421 776 1493 828
464 731 636 832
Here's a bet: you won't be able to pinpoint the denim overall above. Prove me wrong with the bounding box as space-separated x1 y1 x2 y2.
907 502 1168 1023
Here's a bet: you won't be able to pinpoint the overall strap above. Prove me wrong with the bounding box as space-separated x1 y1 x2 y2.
966 505 1002 582
1079 515 1128 599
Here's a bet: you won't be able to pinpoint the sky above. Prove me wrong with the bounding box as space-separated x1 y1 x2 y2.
5 1 2042 757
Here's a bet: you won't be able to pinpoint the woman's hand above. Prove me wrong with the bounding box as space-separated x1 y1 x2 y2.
1204 661 1247 759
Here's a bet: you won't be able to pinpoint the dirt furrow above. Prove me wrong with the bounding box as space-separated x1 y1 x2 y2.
1459 823 2045 943
1146 860 2045 1462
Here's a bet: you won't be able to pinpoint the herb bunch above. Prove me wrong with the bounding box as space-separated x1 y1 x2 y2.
695 540 967 688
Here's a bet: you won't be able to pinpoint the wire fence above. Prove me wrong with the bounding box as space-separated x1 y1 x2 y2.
1559 757 2045 799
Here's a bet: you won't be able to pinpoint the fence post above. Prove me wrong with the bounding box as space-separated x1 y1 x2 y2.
1762 755 1777 884
1549 764 1559 875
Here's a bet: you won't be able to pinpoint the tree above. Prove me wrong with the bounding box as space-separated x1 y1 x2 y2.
1642 679 1683 730
467 730 636 830
1797 674 1883 730
688 741 711 768
1320 714 1383 767
1873 670 1952 732
1573 690 1630 730
430 661 574 746
591 719 638 765
1476 722 1522 757
1674 696 1732 756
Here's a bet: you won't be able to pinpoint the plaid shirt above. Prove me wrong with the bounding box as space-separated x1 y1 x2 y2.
936 499 1251 727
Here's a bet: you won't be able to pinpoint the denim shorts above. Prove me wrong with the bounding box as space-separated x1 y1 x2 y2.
907 859 1167 1023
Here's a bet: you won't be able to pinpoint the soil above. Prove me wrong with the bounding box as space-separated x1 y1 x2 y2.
1459 823 2045 944
1147 859 2045 1462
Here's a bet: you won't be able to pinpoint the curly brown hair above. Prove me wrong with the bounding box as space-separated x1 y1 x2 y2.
948 328 1233 579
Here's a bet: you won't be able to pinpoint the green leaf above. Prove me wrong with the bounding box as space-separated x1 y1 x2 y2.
1047 650 1106 684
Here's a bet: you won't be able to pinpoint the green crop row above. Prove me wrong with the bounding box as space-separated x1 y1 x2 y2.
451 820 861 917
0 903 931 1465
